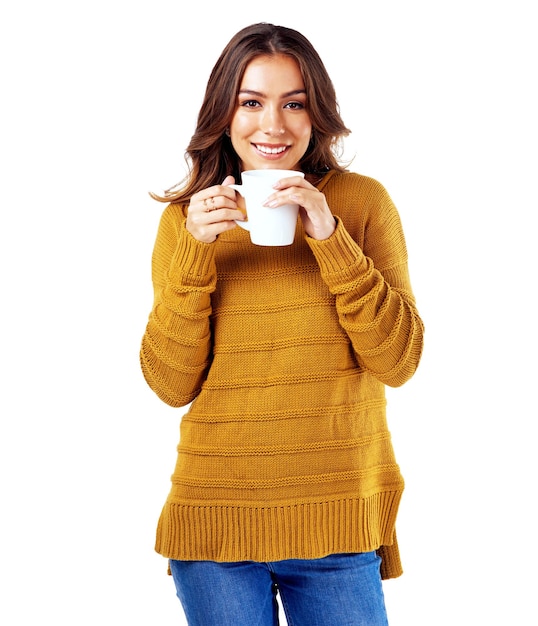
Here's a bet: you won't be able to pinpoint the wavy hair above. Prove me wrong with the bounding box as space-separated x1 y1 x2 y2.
152 23 351 203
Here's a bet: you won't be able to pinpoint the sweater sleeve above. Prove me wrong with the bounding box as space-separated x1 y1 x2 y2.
140 204 217 407
306 187 424 388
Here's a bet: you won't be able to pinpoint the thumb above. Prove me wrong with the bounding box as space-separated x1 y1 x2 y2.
222 175 235 186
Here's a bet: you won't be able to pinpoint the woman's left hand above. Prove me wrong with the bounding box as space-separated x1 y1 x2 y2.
264 175 336 240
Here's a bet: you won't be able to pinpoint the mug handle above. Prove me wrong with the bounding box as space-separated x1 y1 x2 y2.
230 184 250 231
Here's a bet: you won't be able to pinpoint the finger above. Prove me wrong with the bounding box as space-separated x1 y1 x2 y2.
189 181 240 217
272 175 311 190
204 193 243 213
202 196 218 212
263 187 306 208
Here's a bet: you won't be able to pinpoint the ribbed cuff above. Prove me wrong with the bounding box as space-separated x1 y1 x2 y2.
168 222 217 287
306 217 368 279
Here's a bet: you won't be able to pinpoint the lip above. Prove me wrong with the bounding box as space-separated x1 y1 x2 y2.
252 143 291 160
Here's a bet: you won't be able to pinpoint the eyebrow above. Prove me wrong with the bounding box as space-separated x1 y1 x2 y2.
238 89 306 98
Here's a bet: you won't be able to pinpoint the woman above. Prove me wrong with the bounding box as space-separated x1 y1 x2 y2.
140 22 424 626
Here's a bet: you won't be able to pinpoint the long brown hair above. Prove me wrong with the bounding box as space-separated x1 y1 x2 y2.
152 23 351 203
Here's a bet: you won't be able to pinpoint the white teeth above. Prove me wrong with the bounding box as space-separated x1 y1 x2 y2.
256 145 287 154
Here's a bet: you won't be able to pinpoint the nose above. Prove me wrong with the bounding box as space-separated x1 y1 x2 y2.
262 107 285 136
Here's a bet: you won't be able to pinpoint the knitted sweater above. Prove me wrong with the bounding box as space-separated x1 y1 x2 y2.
140 170 424 579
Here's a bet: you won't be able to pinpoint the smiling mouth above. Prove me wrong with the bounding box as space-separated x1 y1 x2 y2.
254 144 289 155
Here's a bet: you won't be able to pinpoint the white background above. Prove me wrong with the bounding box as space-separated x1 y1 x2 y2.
1 1 536 624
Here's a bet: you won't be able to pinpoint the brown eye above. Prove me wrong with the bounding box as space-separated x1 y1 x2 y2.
285 101 305 110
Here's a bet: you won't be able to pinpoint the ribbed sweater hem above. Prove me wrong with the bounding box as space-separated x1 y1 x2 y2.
155 491 403 579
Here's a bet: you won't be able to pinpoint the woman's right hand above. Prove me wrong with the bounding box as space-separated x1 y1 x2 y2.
186 175 245 243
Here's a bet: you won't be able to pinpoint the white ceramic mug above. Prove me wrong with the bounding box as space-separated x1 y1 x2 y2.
231 169 305 246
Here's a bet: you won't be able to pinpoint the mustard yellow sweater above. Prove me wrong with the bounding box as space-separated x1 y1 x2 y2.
140 170 424 579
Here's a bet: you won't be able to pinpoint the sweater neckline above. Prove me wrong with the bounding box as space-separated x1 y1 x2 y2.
311 169 338 192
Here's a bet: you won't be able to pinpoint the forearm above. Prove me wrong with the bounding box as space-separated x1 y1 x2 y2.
307 219 424 387
141 220 217 406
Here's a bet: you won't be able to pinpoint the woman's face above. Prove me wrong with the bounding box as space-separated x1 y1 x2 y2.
229 54 312 172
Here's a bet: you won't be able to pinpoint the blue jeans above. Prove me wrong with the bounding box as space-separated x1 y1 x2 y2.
169 552 389 625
